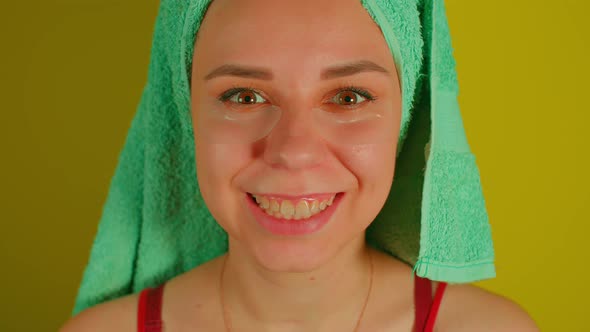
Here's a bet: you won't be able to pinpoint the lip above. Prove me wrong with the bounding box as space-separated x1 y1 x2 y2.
249 192 338 202
244 192 344 236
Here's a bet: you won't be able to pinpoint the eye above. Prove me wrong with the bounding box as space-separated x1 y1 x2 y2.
330 87 375 107
219 88 267 105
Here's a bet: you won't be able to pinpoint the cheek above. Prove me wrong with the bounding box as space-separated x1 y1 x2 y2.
346 143 396 188
339 143 396 220
195 141 252 219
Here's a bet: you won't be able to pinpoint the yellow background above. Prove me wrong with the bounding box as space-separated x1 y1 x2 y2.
1 0 588 330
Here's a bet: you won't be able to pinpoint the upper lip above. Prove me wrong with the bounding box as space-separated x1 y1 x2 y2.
248 192 342 200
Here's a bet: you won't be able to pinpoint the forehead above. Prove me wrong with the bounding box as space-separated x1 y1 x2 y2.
193 0 395 78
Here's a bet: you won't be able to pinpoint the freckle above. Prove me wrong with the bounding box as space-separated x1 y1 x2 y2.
309 276 316 281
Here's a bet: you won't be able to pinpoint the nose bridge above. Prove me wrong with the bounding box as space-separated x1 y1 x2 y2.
262 104 326 169
277 103 316 137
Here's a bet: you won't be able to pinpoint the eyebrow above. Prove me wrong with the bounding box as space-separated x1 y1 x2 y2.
203 60 390 81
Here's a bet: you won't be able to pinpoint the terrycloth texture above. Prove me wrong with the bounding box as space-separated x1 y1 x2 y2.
71 0 495 315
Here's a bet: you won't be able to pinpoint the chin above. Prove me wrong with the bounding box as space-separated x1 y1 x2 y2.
249 238 336 273
232 222 365 274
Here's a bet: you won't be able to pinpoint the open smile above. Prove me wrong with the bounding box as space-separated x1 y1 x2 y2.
244 192 345 236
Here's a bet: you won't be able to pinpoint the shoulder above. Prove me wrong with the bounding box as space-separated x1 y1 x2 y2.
59 292 139 332
60 256 226 332
370 249 539 332
436 283 540 332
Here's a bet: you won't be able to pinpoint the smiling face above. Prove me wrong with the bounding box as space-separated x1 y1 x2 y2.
190 0 401 272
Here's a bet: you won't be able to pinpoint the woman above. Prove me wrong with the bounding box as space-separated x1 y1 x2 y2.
62 0 539 331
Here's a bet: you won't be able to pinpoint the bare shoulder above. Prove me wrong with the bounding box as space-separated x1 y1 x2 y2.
436 283 540 332
60 256 226 332
370 249 539 331
59 293 138 332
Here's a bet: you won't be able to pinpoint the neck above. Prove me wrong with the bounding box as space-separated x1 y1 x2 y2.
221 235 373 331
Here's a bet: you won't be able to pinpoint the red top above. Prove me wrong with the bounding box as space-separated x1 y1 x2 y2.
138 273 447 332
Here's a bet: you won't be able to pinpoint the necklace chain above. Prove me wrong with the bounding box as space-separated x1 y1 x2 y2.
219 251 374 332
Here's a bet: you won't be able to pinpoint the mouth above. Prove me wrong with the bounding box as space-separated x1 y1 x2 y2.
244 192 345 236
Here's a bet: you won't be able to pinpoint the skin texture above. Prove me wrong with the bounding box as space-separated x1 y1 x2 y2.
60 0 540 331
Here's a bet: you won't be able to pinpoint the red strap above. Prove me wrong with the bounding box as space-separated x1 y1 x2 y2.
137 285 165 332
137 288 148 331
414 274 433 332
424 281 447 332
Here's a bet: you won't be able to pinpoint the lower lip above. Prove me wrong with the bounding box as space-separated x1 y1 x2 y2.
244 192 344 236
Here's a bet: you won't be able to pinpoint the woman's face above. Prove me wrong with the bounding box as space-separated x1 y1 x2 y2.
191 0 401 272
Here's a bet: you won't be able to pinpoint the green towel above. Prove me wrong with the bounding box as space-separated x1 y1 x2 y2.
72 0 495 315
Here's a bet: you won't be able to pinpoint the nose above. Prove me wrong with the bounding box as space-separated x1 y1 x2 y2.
262 106 327 170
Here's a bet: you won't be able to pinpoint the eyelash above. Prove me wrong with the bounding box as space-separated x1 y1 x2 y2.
217 84 377 106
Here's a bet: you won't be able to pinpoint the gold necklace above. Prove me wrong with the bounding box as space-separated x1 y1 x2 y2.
219 251 374 332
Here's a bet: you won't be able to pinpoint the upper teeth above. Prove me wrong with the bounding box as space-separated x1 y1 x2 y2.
252 194 336 220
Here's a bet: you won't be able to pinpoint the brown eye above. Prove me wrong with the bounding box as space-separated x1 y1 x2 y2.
221 89 267 105
338 91 358 105
237 90 258 104
332 90 368 107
